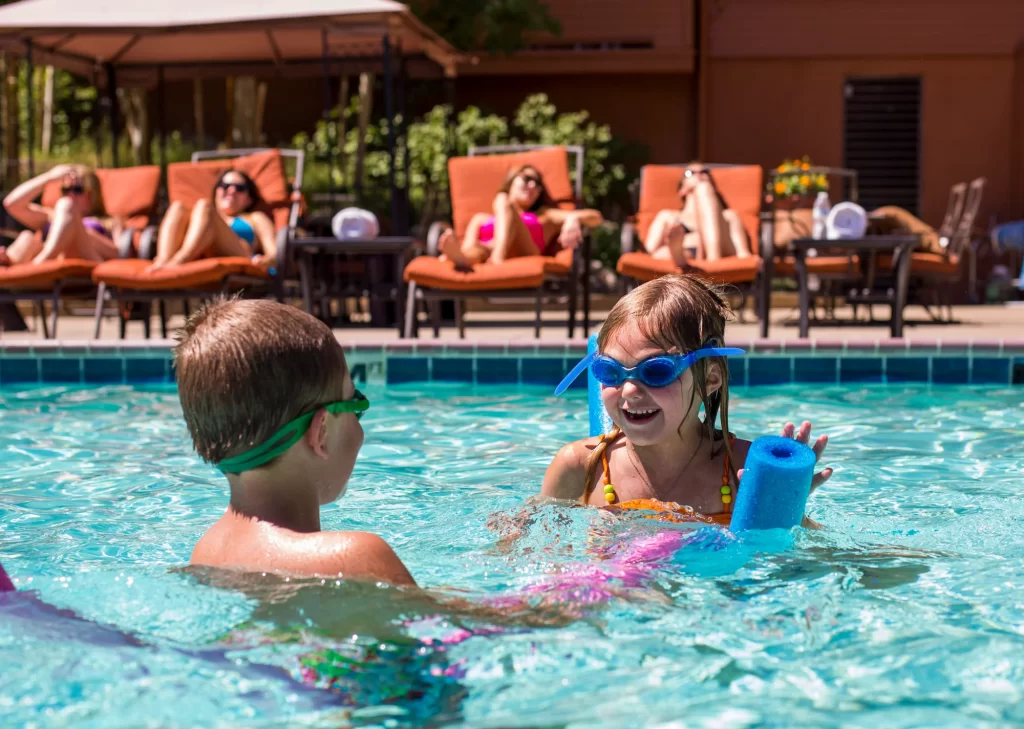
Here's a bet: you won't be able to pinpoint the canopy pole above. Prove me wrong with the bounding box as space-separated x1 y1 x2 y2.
25 40 34 178
105 64 118 167
157 66 167 203
445 76 456 164
397 45 408 235
383 35 397 233
321 29 335 202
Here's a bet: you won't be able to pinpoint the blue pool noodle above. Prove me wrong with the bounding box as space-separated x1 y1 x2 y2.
729 436 816 532
587 334 613 437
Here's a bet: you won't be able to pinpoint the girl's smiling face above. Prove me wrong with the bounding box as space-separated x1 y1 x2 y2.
599 326 722 446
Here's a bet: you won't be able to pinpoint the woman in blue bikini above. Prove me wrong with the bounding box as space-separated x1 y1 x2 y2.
149 170 277 270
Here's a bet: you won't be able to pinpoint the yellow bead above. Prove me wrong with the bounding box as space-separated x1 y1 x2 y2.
721 486 731 495
604 483 615 494
605 493 616 504
721 495 732 504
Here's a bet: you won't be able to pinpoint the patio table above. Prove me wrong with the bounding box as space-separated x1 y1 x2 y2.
790 235 919 338
290 236 418 337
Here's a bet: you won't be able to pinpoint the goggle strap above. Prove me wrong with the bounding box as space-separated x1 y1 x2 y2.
216 397 370 474
553 352 596 395
217 414 314 474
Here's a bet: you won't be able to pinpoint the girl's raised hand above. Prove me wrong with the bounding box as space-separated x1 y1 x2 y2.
782 420 832 492
736 420 833 493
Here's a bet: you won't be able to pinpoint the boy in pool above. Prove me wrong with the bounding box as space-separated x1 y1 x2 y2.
175 298 415 586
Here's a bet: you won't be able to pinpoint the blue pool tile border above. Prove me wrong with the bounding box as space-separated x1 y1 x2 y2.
1 338 1023 387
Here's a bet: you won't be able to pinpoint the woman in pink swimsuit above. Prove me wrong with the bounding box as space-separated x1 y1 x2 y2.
1 164 119 267
439 165 603 267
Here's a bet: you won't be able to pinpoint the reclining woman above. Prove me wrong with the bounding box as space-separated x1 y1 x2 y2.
643 164 751 265
439 164 603 267
1 164 120 267
149 170 277 270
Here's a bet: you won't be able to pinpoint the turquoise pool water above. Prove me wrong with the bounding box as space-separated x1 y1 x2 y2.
1 382 1023 728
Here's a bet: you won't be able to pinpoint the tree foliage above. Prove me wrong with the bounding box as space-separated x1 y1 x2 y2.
408 0 561 53
294 93 646 245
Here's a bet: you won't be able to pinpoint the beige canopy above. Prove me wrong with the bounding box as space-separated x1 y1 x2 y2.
0 0 462 83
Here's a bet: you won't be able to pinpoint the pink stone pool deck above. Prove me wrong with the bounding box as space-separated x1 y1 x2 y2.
1 302 1021 351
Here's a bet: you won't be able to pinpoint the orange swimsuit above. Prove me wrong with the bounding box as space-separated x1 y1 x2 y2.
593 431 736 527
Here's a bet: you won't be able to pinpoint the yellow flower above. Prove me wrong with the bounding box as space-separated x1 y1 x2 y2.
801 163 810 171
777 164 787 173
799 175 811 187
774 181 786 195
816 174 828 187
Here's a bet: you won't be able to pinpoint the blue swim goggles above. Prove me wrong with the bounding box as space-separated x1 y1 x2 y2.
554 347 744 395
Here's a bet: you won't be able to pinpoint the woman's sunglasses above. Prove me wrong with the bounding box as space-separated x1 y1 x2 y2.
554 347 744 395
519 173 541 187
217 181 251 194
61 184 85 196
684 168 709 179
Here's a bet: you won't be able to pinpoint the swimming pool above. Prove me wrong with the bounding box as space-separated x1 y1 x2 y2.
1 381 1023 728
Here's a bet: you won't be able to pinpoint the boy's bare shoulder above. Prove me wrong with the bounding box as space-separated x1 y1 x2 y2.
191 517 414 587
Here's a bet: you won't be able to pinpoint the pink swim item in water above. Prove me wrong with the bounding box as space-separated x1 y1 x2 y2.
478 212 547 252
0 562 15 592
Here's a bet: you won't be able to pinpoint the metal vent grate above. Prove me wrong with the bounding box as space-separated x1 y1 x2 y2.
843 77 921 215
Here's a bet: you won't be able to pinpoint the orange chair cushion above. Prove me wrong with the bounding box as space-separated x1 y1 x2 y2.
0 259 98 289
635 165 763 256
616 252 680 283
685 255 762 284
404 256 546 291
447 147 574 239
774 255 859 276
617 251 761 285
42 165 161 233
92 257 268 290
167 150 292 231
543 247 575 275
876 252 960 276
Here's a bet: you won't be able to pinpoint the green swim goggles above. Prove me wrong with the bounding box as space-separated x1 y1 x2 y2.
215 390 370 474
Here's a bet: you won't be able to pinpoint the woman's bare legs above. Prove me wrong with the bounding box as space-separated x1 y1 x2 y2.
689 182 752 260
0 230 42 266
164 199 250 267
439 214 490 268
32 196 117 264
489 192 539 264
645 209 691 266
722 209 751 258
691 181 729 261
150 201 190 268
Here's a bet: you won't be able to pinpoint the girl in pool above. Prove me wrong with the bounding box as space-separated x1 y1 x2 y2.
149 169 277 270
1 164 121 266
643 163 752 265
544 274 832 524
438 164 603 267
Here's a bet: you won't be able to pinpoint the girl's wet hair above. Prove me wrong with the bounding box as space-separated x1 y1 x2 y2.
499 165 556 213
213 169 261 213
582 274 736 499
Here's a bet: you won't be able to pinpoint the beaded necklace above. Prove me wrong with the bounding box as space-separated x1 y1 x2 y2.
597 432 735 510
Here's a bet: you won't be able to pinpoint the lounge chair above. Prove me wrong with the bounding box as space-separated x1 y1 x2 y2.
616 164 766 330
402 145 589 339
873 176 986 321
91 148 303 338
0 165 161 338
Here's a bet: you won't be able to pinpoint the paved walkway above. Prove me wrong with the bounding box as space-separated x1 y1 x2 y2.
1 302 1021 345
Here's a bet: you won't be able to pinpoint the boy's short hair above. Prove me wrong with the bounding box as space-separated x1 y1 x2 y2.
174 298 348 465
